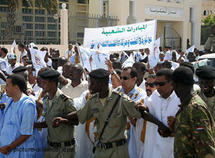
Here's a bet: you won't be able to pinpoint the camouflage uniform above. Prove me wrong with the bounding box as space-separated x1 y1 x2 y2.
204 35 215 53
174 93 215 158
198 90 215 120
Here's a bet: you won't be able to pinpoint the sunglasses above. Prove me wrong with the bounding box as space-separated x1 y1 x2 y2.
145 82 155 88
120 76 130 80
154 81 169 86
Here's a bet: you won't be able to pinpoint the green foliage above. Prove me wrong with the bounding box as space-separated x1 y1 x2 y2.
202 15 215 26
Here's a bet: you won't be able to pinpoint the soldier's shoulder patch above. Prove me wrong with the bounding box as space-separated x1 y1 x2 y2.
85 92 92 101
88 93 98 101
191 95 207 109
112 91 124 98
60 93 70 102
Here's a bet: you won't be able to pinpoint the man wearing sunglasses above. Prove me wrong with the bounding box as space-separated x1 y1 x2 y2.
143 68 180 158
196 66 215 120
135 74 157 158
115 66 146 158
145 74 156 97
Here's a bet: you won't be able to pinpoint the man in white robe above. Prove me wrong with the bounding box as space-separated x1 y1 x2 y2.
143 69 180 158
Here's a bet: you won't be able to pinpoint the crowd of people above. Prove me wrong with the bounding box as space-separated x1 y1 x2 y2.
0 41 214 158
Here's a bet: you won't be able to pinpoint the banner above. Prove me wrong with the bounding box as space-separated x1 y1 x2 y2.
83 20 157 52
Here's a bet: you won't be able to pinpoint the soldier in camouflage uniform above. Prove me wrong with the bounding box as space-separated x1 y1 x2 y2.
196 66 215 120
34 69 77 158
204 25 215 53
169 66 215 158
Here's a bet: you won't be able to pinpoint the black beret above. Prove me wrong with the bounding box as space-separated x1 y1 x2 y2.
12 66 27 73
39 69 60 79
89 69 110 80
173 66 194 85
196 66 215 80
180 62 194 73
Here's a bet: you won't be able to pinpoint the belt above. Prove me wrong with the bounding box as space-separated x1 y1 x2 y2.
97 139 127 150
48 138 75 148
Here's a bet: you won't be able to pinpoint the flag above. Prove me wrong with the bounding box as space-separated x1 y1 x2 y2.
122 55 135 68
77 45 92 72
11 40 16 53
186 45 195 53
30 48 47 75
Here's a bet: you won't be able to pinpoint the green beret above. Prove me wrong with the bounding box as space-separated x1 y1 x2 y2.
89 69 110 80
12 66 27 73
39 69 60 79
173 66 194 85
196 66 215 80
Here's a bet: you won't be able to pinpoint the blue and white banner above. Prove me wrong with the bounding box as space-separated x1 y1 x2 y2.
84 20 157 52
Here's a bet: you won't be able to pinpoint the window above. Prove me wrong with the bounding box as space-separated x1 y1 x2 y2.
35 9 45 15
47 17 56 23
23 23 33 29
35 1 40 7
1 23 7 28
48 31 56 37
1 30 5 36
23 16 33 22
35 17 45 22
35 24 45 29
48 24 56 30
0 7 8 12
25 31 33 36
14 26 22 33
103 1 108 17
77 32 84 38
77 0 86 4
35 31 45 37
47 10 57 15
0 0 8 5
22 8 32 14
203 10 207 16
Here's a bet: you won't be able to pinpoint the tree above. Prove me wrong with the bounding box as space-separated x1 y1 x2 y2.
201 15 215 26
6 0 57 41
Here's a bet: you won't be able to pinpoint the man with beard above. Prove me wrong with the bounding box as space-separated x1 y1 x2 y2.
145 74 156 97
196 66 215 119
136 74 157 158
143 69 180 158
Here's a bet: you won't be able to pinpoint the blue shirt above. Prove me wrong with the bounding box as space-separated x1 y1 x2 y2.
0 94 38 158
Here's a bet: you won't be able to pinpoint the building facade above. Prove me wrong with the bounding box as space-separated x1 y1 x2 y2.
89 0 202 51
0 0 118 45
202 0 215 18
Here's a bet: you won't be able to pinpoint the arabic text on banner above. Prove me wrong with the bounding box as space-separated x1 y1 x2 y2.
83 20 157 52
